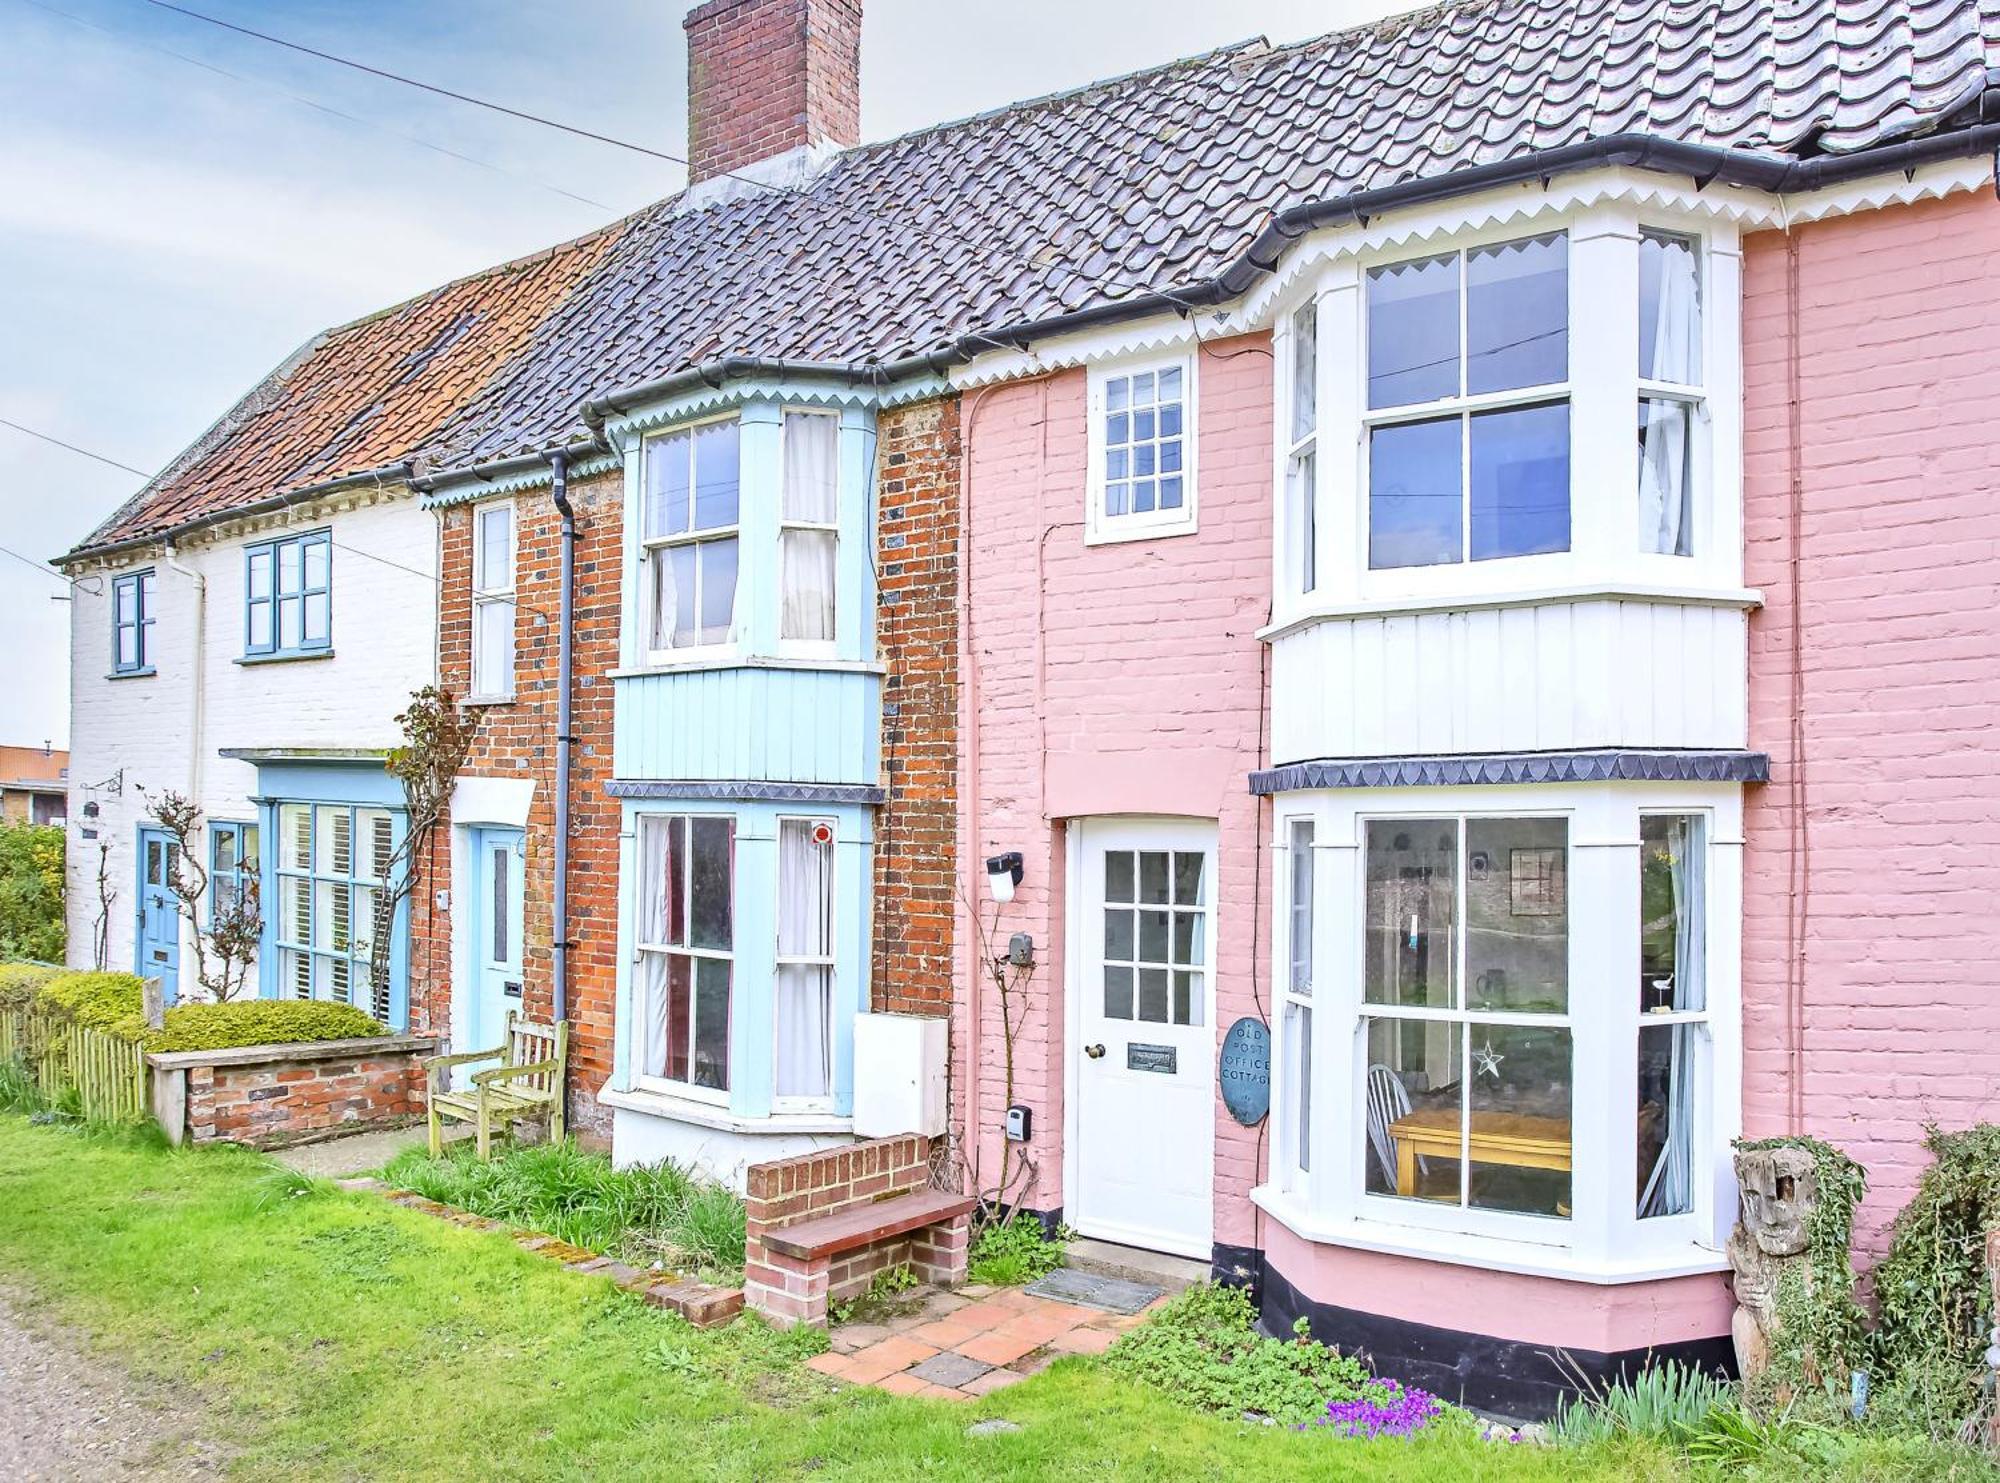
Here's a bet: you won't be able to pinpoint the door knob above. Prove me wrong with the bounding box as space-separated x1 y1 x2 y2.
1084 1043 1106 1059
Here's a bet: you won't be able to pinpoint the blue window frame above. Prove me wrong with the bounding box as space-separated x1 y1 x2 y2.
244 530 332 657
208 821 260 927
268 800 404 1024
111 570 156 674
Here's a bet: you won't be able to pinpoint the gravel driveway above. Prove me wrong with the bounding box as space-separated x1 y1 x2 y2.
0 1289 220 1479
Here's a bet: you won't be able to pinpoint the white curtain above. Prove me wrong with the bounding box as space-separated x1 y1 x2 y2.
781 414 839 642
775 820 834 1100
1641 819 1704 1218
637 954 670 1080
649 548 681 650
1638 240 1698 555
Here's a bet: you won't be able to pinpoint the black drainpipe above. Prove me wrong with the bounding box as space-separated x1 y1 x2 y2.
549 450 575 1028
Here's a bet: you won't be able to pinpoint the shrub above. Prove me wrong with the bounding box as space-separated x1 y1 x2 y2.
0 823 64 963
143 1000 386 1053
1103 1283 1372 1425
0 962 62 1009
966 1216 1068 1287
1871 1123 2000 1432
37 971 145 1032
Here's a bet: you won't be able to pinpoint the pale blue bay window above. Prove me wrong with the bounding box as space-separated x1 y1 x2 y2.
244 529 332 658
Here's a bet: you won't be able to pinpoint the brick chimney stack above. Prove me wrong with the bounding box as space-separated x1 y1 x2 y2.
683 0 862 186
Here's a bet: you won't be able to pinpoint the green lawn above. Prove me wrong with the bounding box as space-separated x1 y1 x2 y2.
0 1117 1685 1479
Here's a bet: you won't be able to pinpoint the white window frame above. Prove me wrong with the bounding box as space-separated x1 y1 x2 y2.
1085 351 1198 545
633 811 735 1106
469 500 517 701
1283 303 1319 597
640 415 741 664
1255 781 1742 1283
1636 227 1707 561
772 814 837 1112
776 409 841 658
1360 231 1573 574
1277 816 1316 1193
1269 199 1743 621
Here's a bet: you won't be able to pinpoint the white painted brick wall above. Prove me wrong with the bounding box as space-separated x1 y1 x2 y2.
64 495 438 990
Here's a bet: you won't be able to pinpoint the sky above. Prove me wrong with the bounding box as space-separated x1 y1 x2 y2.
0 0 1409 750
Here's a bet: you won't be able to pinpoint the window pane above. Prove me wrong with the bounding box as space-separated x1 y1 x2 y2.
1368 252 1459 408
645 431 691 538
241 824 259 873
1138 852 1170 905
1288 820 1314 995
279 804 311 872
212 828 238 874
1290 302 1317 443
116 627 137 668
1138 909 1169 962
278 595 303 652
1287 450 1315 594
1364 820 1457 1008
1103 964 1133 1020
303 536 330 593
281 876 310 943
1639 230 1701 384
1104 851 1134 903
1172 970 1202 1025
1641 815 1705 1012
474 598 515 695
1172 852 1205 906
693 420 740 531
316 806 351 877
1468 1023 1571 1218
782 413 839 523
277 539 304 596
1470 402 1569 560
1467 233 1567 394
1287 1003 1312 1173
687 816 733 951
697 538 737 645
779 529 836 642
1639 1023 1697 1218
664 954 692 1082
650 545 697 650
692 957 731 1091
1369 417 1461 569
248 599 273 652
777 818 833 957
774 963 832 1099
246 549 272 601
1363 1017 1463 1199
139 572 155 618
302 590 330 646
114 577 134 626
1466 818 1568 1013
490 845 510 963
1638 398 1693 557
358 808 395 882
476 506 511 591
1104 908 1134 960
1137 966 1170 1023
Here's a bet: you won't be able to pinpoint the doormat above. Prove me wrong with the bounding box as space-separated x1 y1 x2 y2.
1022 1269 1163 1315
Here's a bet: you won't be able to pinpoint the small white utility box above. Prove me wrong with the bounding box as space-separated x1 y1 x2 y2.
852 1012 948 1138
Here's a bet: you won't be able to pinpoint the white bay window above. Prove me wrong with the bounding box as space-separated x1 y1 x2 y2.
774 817 836 1104
779 411 839 645
643 419 740 655
635 814 735 1096
1264 784 1741 1278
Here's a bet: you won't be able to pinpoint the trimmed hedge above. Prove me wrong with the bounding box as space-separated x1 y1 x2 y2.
145 1000 386 1053
23 971 389 1053
0 963 62 1009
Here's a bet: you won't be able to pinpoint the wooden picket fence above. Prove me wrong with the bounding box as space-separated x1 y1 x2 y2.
0 1007 149 1124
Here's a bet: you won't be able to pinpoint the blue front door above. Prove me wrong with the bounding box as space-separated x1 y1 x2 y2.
472 828 525 1052
136 827 181 1002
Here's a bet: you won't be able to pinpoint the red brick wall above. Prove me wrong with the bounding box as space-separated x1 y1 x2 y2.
416 467 625 1135
183 1043 431 1146
1740 188 2000 1261
683 0 861 185
873 396 961 1018
743 1134 951 1323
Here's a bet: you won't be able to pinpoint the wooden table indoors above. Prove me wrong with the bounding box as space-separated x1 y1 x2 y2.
1388 1107 1572 1197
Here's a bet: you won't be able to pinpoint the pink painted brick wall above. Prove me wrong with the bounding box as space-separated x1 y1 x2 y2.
956 335 1273 1249
1741 188 2000 1261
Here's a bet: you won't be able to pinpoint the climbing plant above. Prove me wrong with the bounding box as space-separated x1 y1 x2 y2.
367 687 478 1019
1870 1123 2000 1433
1733 1134 1870 1409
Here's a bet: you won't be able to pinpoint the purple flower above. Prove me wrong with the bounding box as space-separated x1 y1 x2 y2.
1304 1378 1445 1440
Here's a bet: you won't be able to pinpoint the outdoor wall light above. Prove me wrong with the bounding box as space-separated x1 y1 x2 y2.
985 851 1024 904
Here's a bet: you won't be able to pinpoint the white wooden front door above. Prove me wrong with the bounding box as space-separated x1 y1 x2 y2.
1069 818 1216 1259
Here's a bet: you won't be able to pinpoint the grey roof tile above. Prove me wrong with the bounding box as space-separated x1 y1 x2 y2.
75 0 2000 554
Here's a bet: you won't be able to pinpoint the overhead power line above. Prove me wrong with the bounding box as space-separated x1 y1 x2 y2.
0 541 65 582
0 416 152 477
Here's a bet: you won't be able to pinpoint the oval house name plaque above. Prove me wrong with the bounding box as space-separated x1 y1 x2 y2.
1218 1016 1271 1126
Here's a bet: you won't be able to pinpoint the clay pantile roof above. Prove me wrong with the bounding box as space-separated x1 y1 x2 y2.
70 0 2000 558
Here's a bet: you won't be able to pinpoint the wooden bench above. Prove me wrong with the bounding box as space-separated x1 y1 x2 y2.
743 1136 971 1327
425 1012 568 1159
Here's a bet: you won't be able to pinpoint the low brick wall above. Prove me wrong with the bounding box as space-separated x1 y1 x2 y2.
149 1035 436 1148
744 1133 968 1326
